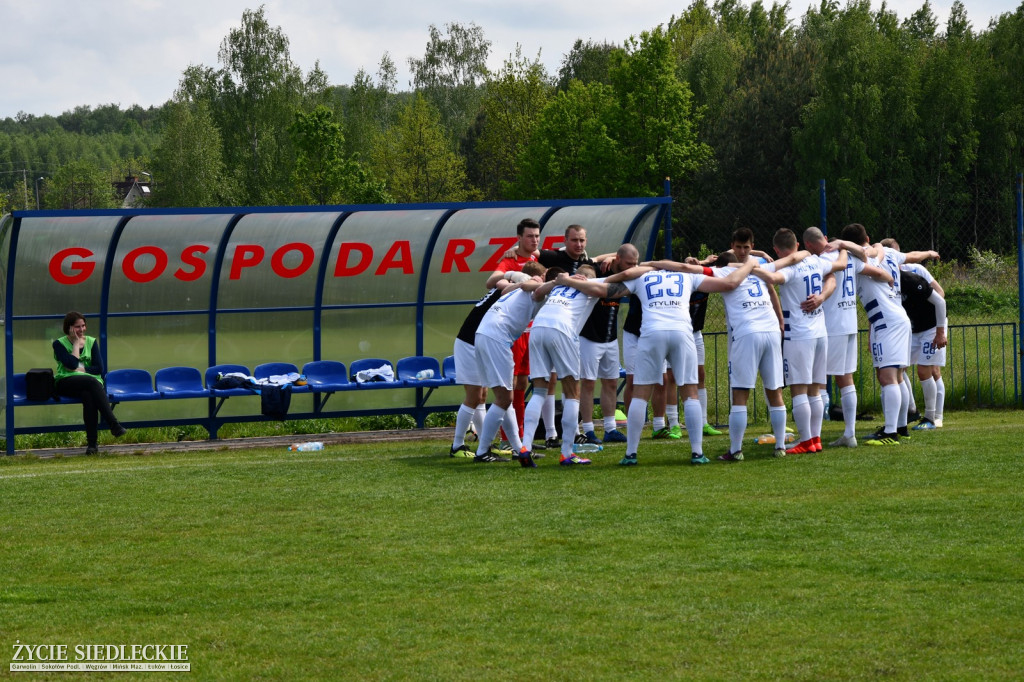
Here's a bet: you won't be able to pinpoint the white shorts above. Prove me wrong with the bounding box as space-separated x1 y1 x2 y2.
453 338 482 386
911 329 947 366
529 327 581 380
580 337 620 380
635 329 696 386
783 336 827 386
728 331 783 390
827 333 858 376
474 333 515 390
869 321 911 369
694 331 705 365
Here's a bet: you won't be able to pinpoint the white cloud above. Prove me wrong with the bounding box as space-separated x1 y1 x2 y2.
0 0 1011 117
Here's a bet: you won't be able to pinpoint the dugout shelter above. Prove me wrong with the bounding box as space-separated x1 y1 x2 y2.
1 196 671 452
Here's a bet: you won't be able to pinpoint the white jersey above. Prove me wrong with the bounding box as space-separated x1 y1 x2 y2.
820 250 859 336
715 266 778 342
622 270 703 334
901 262 934 283
764 255 830 340
855 247 909 334
475 287 542 346
532 277 604 337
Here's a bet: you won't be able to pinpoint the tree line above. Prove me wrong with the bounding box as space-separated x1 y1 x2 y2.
2 1 1022 262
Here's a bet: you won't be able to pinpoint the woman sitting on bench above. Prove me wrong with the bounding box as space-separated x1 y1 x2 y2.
53 311 126 454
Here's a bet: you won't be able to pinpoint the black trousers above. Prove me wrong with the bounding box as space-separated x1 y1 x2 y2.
55 375 119 447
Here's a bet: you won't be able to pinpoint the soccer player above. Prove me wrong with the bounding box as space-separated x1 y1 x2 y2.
450 261 546 458
578 243 639 445
522 264 603 466
829 224 936 445
485 218 542 443
755 228 848 454
473 267 558 466
555 258 756 466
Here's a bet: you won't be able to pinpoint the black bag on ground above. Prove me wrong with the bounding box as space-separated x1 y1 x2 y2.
26 368 55 401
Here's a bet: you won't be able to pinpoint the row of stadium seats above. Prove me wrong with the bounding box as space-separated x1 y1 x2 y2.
8 355 459 407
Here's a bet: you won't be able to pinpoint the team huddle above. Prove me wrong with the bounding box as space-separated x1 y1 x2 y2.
449 219 947 468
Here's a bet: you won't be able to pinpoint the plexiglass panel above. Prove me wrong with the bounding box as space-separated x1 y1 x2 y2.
108 214 232 314
322 210 445 307
215 310 316 370
13 215 123 316
106 313 209 373
218 211 342 310
541 205 654 259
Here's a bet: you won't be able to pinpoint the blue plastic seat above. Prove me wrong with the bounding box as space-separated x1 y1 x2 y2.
155 366 210 399
205 364 255 396
349 358 402 389
442 355 456 382
105 369 158 401
396 356 451 387
301 360 355 392
254 362 310 393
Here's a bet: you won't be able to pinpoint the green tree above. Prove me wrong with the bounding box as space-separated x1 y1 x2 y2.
289 105 389 205
556 39 617 89
409 22 491 144
42 159 117 209
371 94 474 203
471 47 552 199
151 100 228 207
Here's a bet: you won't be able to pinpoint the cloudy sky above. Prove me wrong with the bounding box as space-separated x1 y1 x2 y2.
2 0 1014 118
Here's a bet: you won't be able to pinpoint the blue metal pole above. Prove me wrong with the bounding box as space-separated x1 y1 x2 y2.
819 179 827 236
1016 172 1023 404
664 177 673 261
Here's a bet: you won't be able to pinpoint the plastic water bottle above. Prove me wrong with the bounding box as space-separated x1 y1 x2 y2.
289 441 324 452
414 369 434 380
573 443 603 454
754 433 795 445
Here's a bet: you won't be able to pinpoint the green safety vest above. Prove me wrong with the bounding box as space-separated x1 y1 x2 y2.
54 335 104 385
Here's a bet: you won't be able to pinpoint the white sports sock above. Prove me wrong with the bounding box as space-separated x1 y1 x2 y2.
770 406 788 445
840 385 857 438
935 376 945 421
698 388 709 424
473 404 487 438
604 415 617 432
503 405 523 452
666 403 679 428
897 380 911 428
543 392 557 438
920 377 937 421
684 398 702 454
453 404 475 449
881 383 900 434
808 394 824 439
627 398 647 455
477 404 506 456
792 394 811 443
653 416 665 430
903 371 917 412
729 405 747 454
581 421 595 434
561 399 580 458
522 389 547 451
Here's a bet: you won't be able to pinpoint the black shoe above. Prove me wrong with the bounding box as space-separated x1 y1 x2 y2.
474 452 510 463
906 410 921 422
85 446 98 455
897 426 911 440
111 423 126 438
544 437 560 450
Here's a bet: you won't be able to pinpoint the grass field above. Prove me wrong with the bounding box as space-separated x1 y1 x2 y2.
2 412 1022 680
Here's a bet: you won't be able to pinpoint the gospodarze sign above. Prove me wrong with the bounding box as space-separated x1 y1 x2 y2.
10 642 189 672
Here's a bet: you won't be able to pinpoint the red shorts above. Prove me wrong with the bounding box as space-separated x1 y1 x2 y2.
512 331 530 376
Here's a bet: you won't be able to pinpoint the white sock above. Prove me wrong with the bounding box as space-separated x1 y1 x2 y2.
653 416 665 430
729 405 747 454
920 377 936 421
473 403 487 438
581 421 595 435
684 398 702 454
453 404 475 449
561 399 580 458
523 389 546 451
770 406 788 446
935 377 945 421
666 403 679 428
627 398 647 455
840 385 857 438
604 415 617 432
477 404 506 456
543 392 557 438
903 370 917 412
808 394 824 439
503 405 523 452
897 380 911 428
881 384 900 434
792 394 811 443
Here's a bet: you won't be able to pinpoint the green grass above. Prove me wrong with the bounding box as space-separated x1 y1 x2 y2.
2 412 1023 680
